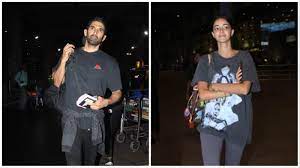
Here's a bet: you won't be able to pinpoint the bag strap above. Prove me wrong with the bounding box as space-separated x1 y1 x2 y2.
73 67 82 94
71 53 83 94
58 53 82 96
208 53 215 83
189 53 213 108
186 86 198 107
71 53 91 95
188 52 213 101
190 86 199 111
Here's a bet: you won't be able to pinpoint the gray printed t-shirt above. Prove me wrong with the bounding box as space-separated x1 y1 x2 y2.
191 50 260 146
64 48 122 129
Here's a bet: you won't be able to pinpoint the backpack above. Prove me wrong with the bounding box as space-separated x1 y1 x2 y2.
44 83 66 113
184 53 212 128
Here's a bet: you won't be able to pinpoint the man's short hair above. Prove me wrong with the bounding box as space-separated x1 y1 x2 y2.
86 17 106 34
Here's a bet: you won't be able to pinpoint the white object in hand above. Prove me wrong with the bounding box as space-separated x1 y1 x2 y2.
76 93 97 109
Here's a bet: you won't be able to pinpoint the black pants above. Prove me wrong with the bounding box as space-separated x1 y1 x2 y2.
65 128 98 165
104 103 123 157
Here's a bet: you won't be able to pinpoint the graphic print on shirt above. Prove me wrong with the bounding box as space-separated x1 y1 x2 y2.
203 65 242 131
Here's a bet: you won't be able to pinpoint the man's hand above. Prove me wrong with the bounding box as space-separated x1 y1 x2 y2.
52 43 75 87
88 96 109 111
61 43 75 63
88 90 122 111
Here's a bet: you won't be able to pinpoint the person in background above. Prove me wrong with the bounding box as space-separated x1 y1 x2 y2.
14 63 28 110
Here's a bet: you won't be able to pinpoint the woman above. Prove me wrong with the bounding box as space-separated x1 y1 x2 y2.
191 16 260 165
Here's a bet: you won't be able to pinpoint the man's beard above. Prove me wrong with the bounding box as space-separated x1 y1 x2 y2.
86 35 102 46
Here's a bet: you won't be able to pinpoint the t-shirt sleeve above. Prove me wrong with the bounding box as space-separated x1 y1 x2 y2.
191 55 209 86
107 61 123 92
242 51 261 92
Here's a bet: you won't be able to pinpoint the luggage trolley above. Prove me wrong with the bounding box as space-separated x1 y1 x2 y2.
116 89 149 152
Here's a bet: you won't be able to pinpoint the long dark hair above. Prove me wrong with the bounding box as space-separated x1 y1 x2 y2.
210 15 239 50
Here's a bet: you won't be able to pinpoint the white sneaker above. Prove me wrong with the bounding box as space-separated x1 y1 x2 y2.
105 161 113 166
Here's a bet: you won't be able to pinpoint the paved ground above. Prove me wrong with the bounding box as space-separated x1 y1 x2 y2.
151 71 298 166
2 104 148 165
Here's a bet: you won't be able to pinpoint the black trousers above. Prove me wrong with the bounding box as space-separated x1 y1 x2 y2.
65 128 98 165
104 103 123 157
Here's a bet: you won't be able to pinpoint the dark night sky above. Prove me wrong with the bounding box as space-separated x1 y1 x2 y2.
3 2 297 71
152 2 297 35
151 2 297 66
4 2 149 63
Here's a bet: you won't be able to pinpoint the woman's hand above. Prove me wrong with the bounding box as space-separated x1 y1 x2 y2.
236 66 242 83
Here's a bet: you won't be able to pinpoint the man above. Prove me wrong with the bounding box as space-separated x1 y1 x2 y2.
14 64 28 110
51 17 122 165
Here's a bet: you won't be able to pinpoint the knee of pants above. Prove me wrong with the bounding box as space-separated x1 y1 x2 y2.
200 133 223 166
224 141 245 165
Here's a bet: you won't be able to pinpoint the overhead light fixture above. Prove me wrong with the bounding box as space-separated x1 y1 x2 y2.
144 30 148 36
